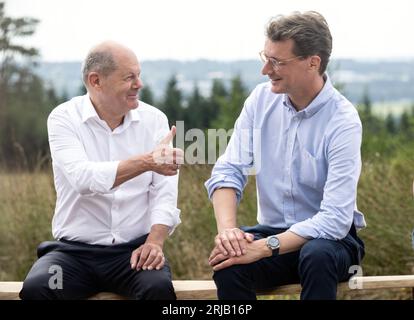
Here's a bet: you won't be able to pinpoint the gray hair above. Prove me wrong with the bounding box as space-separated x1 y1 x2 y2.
266 11 332 75
81 50 117 86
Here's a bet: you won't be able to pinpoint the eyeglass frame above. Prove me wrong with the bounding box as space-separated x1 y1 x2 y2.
259 50 304 69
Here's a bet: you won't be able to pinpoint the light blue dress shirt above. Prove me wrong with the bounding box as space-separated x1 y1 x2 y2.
205 75 366 240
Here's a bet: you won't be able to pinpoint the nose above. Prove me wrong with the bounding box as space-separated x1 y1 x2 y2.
133 77 143 89
261 61 273 76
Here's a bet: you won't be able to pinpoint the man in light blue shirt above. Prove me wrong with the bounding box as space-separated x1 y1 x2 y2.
205 11 366 300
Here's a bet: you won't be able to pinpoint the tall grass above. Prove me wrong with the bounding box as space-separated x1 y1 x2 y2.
1 160 413 299
0 171 55 280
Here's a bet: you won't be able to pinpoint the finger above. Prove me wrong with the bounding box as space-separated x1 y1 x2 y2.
227 230 243 256
155 255 166 270
130 248 141 269
233 230 247 256
159 126 176 145
142 249 158 270
240 233 255 254
208 247 221 262
165 165 178 176
148 252 163 270
245 233 255 242
209 253 228 266
137 246 149 270
220 231 236 256
213 257 235 271
173 149 185 164
215 237 228 256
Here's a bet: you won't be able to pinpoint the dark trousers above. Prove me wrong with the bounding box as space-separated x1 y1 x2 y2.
19 234 176 300
213 224 365 300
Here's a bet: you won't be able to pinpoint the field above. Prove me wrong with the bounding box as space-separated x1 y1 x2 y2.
1 162 413 299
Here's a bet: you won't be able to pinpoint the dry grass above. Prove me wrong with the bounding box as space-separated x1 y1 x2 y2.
0 170 55 280
0 161 413 299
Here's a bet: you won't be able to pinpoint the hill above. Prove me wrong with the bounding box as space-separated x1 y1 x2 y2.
35 59 414 105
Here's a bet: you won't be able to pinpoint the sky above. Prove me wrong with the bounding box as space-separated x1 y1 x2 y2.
4 0 414 62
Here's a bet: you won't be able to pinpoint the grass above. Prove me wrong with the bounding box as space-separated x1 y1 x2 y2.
1 160 413 299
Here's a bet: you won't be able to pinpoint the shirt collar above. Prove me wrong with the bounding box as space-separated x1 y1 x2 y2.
81 94 141 127
283 74 335 118
81 94 100 123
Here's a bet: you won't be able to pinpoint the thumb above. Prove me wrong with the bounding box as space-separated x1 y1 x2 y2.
244 232 255 242
159 125 176 145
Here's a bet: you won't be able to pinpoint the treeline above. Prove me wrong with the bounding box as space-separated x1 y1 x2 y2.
358 91 414 160
141 75 247 131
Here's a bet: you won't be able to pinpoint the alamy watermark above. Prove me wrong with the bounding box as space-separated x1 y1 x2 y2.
48 264 63 290
348 265 363 289
156 121 262 175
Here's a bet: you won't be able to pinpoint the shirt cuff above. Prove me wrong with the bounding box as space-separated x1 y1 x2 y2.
90 160 120 193
204 174 243 203
288 220 330 240
150 208 181 235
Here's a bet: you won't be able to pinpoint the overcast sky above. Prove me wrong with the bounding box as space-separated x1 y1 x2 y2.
5 0 414 62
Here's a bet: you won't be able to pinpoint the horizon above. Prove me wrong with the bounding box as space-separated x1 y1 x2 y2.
38 57 414 64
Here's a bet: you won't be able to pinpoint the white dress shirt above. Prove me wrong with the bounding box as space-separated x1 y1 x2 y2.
47 94 181 245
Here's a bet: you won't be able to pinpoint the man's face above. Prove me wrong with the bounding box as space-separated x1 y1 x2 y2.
261 39 308 95
99 50 142 115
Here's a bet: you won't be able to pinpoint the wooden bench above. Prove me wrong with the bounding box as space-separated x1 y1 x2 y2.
1 276 414 300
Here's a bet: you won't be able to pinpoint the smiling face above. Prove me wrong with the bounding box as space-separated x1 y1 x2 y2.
261 38 310 96
98 48 142 116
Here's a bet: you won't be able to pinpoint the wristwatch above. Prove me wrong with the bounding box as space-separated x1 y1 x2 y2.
266 235 280 256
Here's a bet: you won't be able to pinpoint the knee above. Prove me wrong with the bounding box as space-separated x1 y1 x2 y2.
213 264 248 285
20 276 54 300
137 271 176 300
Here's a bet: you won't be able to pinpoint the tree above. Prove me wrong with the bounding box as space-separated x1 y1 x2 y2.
139 84 155 106
399 111 412 138
0 2 61 168
0 1 39 100
213 75 247 130
184 83 207 129
205 78 227 127
160 75 183 127
358 87 383 136
385 114 397 135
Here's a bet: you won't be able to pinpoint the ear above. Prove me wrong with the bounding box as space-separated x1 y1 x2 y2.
309 55 321 72
87 72 101 89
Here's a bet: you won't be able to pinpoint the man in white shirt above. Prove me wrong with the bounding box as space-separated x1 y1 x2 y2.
19 41 183 300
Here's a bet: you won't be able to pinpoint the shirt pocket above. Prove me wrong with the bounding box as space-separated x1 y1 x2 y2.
298 148 327 190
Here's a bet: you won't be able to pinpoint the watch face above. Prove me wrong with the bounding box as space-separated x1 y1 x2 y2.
268 236 279 249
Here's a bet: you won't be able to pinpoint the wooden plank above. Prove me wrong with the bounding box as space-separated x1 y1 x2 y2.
90 281 218 300
1 276 414 300
0 282 22 300
258 276 414 296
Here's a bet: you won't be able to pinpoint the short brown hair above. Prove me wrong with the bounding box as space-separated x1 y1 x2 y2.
266 11 332 75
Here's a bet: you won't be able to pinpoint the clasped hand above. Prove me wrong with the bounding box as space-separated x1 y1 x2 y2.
208 228 267 271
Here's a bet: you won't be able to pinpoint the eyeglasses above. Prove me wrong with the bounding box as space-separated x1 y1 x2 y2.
259 51 303 69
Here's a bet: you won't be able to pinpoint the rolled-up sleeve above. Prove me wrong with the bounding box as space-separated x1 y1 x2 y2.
148 113 181 234
149 173 181 234
205 92 256 203
289 119 362 240
48 109 119 195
